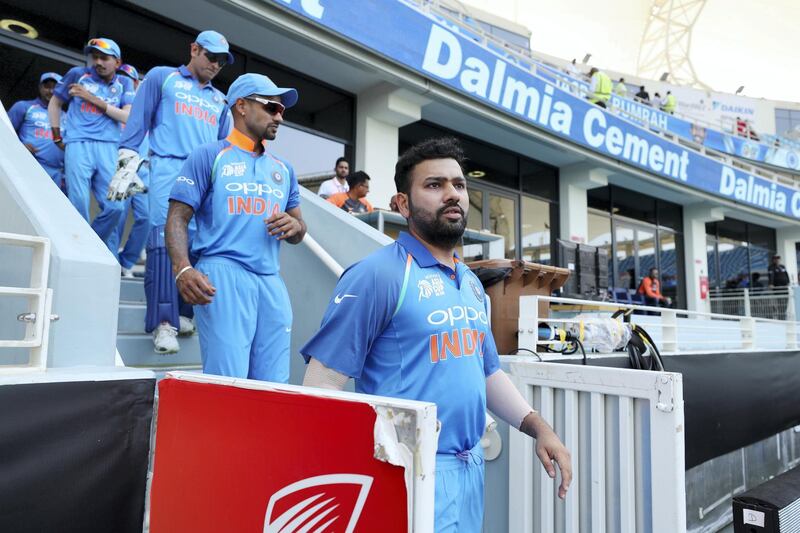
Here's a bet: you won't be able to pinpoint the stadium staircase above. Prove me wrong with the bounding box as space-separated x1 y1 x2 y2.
116 277 202 370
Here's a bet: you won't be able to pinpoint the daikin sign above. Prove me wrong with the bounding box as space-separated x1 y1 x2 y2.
273 0 800 219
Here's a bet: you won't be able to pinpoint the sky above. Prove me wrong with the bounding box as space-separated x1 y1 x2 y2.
459 0 799 103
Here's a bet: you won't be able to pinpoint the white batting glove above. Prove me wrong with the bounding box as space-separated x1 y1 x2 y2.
107 148 143 201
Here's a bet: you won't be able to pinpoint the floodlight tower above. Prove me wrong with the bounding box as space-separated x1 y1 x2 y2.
636 0 711 90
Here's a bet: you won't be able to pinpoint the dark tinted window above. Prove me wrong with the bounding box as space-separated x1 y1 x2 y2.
587 186 610 212
0 0 91 50
657 199 682 231
521 158 557 201
612 186 656 224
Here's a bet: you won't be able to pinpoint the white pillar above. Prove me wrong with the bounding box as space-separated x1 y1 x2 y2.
682 204 724 312
776 226 800 285
558 163 610 243
356 83 429 209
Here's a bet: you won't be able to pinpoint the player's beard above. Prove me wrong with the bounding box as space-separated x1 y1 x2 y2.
407 195 466 249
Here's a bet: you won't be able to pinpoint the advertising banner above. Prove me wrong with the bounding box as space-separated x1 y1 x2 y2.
270 0 800 217
149 374 437 532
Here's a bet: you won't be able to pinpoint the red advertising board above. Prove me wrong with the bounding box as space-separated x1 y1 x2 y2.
149 378 408 532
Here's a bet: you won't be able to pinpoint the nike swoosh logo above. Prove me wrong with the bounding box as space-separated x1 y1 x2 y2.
334 293 357 304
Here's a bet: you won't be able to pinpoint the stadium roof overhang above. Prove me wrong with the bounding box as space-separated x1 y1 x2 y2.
131 0 799 228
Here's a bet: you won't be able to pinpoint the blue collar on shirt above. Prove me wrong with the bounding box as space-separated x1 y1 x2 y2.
397 231 460 270
178 65 215 90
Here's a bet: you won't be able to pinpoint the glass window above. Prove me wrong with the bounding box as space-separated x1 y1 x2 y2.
462 137 518 190
588 211 613 289
706 238 718 288
612 186 656 224
460 189 485 262
520 158 557 201
614 224 636 290
659 231 679 301
718 237 748 288
488 193 516 259
657 199 682 231
638 228 657 280
521 196 550 264
587 186 610 212
269 125 344 176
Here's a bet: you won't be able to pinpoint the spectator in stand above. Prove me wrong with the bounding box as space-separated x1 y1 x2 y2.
614 77 627 97
587 67 612 108
768 255 790 287
8 72 66 191
114 63 150 278
751 272 765 289
317 157 349 199
660 91 676 114
637 267 671 308
327 170 373 214
735 117 747 137
109 30 233 354
48 38 135 252
635 85 650 105
566 58 580 77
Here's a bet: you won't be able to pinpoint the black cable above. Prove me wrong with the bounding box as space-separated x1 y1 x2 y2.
508 348 543 361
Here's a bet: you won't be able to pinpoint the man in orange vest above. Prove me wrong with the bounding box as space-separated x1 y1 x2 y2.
638 267 672 308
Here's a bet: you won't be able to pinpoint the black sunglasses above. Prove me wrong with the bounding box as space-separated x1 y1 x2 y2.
202 49 228 66
246 96 286 116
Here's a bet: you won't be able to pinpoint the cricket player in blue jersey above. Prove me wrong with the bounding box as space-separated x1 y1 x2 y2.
113 64 150 278
109 30 233 353
8 72 65 190
301 138 571 532
47 38 135 251
165 73 304 382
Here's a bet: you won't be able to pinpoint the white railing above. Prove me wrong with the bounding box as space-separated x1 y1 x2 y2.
506 359 686 532
0 232 56 371
709 286 794 321
517 294 800 356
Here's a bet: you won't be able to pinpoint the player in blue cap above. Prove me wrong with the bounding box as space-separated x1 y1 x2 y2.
165 73 304 382
8 72 66 190
47 37 135 251
109 30 233 353
301 137 572 532
113 64 150 277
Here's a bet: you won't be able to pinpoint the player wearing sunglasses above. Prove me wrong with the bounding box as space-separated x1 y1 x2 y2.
165 73 304 383
110 30 233 354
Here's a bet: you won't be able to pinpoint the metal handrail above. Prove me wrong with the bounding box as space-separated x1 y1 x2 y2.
0 232 57 371
517 293 799 356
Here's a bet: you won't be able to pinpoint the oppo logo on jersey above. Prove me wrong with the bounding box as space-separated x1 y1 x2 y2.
427 305 488 327
174 92 221 113
225 182 284 198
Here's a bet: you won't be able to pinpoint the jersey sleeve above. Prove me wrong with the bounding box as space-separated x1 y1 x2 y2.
300 254 401 378
121 67 165 150
284 159 300 211
7 101 26 133
120 76 136 107
481 294 501 377
53 67 81 102
169 143 216 211
218 106 232 139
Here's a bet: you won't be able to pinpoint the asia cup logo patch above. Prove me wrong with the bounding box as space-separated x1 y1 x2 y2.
271 171 284 184
469 279 484 303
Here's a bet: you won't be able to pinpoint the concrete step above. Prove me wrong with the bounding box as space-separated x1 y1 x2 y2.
118 303 146 334
120 278 146 304
116 333 202 368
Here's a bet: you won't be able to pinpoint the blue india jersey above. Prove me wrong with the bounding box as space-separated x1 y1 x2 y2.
8 98 64 169
53 66 135 143
169 128 300 275
300 232 501 454
120 65 230 158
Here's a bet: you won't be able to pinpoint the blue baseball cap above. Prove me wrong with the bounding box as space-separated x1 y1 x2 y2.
195 30 234 64
117 64 140 81
226 73 298 109
39 72 62 84
83 37 121 58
